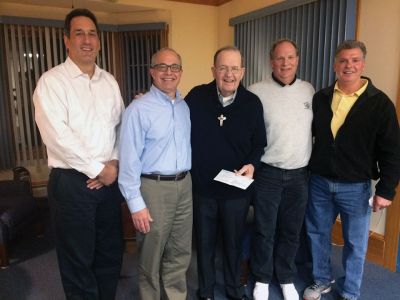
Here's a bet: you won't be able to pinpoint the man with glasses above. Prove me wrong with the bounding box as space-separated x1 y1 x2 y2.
186 46 266 300
119 47 192 300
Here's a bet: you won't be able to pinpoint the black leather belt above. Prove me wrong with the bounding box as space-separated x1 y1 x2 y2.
141 171 188 181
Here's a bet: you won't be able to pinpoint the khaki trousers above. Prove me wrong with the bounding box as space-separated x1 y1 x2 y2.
137 173 192 300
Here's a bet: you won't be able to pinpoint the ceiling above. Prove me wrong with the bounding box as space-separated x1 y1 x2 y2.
0 0 152 13
0 0 233 14
167 0 232 5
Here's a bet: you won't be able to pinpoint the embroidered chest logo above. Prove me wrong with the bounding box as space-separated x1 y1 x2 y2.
304 102 312 110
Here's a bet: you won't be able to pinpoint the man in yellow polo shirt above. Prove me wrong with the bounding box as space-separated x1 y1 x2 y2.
303 40 400 300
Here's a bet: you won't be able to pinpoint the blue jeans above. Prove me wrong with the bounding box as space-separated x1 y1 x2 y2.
251 163 309 284
306 175 371 300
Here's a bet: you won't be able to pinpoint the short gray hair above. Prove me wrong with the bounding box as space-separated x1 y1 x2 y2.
269 38 299 59
213 46 245 67
151 47 182 66
335 40 367 58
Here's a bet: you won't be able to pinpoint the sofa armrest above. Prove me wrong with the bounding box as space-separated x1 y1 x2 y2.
12 167 32 196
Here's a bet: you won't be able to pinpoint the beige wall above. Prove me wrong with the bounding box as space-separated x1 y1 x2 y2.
0 0 218 96
217 0 282 47
216 0 399 235
358 0 400 234
2 0 397 99
217 0 399 103
358 0 400 105
2 1 398 233
110 1 219 95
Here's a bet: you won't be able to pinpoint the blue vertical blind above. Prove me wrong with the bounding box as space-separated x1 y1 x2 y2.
121 29 167 103
231 0 356 90
0 17 166 169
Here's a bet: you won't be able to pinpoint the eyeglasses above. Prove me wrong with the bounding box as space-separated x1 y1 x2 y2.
214 65 243 75
151 63 182 73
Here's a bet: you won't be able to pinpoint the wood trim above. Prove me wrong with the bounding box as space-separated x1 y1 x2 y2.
332 219 385 266
384 76 400 270
353 0 400 271
396 70 400 121
384 185 400 271
355 0 361 39
166 0 232 6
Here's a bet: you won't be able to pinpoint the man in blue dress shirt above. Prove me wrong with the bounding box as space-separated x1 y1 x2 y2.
118 48 192 300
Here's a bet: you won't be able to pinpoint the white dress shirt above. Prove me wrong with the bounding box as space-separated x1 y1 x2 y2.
33 57 124 178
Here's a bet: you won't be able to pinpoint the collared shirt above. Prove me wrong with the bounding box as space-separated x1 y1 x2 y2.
331 80 368 138
217 85 237 107
272 72 297 86
248 76 314 169
118 85 191 213
33 57 125 178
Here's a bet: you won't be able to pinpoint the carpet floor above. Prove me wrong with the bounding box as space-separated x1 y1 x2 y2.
0 214 399 300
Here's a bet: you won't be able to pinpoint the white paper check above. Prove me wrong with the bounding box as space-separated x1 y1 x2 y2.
213 169 254 190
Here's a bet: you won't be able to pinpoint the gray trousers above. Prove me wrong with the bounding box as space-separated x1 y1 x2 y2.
137 173 193 300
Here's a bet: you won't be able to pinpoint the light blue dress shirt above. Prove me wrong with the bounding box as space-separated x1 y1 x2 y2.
118 85 191 213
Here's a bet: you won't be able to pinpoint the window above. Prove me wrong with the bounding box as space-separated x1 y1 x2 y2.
230 0 357 89
0 17 167 169
119 24 168 103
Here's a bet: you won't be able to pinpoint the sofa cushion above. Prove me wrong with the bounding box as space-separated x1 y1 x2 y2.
0 194 37 228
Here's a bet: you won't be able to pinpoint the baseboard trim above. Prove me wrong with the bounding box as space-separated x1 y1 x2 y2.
332 219 385 266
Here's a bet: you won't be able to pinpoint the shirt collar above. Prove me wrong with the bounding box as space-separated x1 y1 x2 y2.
271 72 297 87
150 84 183 103
64 56 102 80
334 79 368 97
216 84 237 107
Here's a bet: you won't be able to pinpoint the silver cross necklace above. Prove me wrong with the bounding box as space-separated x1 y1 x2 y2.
218 114 226 126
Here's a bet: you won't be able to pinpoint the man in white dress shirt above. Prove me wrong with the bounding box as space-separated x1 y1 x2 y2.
33 8 125 300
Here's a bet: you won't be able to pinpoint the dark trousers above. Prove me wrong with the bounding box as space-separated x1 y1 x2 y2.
251 164 308 284
48 168 123 300
194 193 250 299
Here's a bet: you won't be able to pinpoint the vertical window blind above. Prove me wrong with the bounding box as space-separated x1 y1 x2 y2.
0 17 166 170
230 0 357 90
121 27 168 103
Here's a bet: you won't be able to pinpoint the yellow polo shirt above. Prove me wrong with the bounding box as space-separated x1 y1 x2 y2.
331 80 368 138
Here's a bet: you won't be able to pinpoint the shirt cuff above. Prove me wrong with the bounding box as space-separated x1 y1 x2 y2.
111 148 119 160
126 196 146 213
85 160 105 179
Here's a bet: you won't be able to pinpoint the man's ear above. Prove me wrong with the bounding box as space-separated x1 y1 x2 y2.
63 35 69 53
211 66 217 79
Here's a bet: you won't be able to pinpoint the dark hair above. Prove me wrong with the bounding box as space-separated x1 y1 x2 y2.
151 47 182 66
213 46 244 67
335 40 367 58
269 38 299 59
64 8 99 37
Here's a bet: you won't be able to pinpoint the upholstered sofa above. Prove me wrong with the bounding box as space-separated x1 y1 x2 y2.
0 167 40 268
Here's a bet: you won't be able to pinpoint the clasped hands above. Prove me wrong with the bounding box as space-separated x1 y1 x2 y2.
87 159 118 189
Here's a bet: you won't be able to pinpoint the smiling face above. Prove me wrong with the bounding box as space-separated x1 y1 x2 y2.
150 49 182 99
212 49 244 97
64 16 100 75
334 47 365 91
270 41 299 85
